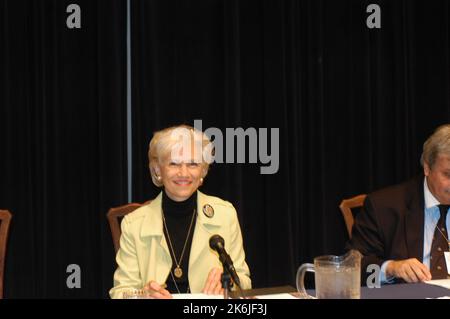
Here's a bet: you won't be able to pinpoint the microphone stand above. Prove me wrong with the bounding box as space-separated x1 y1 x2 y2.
221 272 232 299
221 269 247 299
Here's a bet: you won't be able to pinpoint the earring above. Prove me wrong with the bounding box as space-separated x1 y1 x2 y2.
156 175 162 182
200 177 204 185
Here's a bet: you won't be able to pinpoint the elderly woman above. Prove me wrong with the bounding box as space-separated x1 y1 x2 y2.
109 125 251 298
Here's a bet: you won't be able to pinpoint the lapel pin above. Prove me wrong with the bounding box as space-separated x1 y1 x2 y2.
202 204 214 218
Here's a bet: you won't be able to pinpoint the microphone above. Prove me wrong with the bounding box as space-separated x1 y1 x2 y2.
209 234 241 287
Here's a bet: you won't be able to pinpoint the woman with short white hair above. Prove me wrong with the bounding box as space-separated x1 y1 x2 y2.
110 125 251 298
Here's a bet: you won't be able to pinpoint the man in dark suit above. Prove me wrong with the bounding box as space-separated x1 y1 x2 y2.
347 124 450 284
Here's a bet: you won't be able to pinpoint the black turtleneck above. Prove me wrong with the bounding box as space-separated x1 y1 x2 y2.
162 190 197 294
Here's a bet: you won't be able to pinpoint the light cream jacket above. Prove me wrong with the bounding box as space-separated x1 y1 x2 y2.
109 191 251 298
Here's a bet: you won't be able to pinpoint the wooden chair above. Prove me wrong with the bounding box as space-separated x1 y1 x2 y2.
339 194 367 239
107 201 151 253
0 210 12 299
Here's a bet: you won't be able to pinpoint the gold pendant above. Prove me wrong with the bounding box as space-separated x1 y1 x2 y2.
174 266 183 278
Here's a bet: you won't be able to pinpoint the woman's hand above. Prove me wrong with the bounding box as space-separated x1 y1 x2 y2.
202 267 224 295
143 281 173 299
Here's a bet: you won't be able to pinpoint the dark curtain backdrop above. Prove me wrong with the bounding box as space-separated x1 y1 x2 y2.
0 0 126 297
131 0 450 290
1 0 450 298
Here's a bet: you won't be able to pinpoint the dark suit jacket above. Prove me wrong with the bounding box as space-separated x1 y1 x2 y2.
346 175 425 283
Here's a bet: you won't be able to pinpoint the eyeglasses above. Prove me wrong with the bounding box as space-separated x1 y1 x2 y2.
122 289 151 299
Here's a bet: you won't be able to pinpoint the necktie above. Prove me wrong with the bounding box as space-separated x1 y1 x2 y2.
430 204 449 279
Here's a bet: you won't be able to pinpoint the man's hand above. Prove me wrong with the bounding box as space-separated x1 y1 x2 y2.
386 258 432 282
202 267 224 295
143 281 173 299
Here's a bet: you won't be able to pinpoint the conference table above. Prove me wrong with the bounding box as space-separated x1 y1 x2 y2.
236 281 450 299
358 282 450 299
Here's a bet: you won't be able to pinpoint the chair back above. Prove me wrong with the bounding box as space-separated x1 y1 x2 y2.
0 210 12 299
107 201 151 253
339 194 367 238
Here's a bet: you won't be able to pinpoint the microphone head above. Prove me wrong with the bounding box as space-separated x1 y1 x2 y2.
209 234 225 250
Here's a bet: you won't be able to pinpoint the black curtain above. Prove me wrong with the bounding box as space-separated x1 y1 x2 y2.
1 0 450 298
131 0 450 290
0 0 127 297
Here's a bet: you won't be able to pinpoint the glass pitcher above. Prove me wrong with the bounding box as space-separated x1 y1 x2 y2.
296 250 362 299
